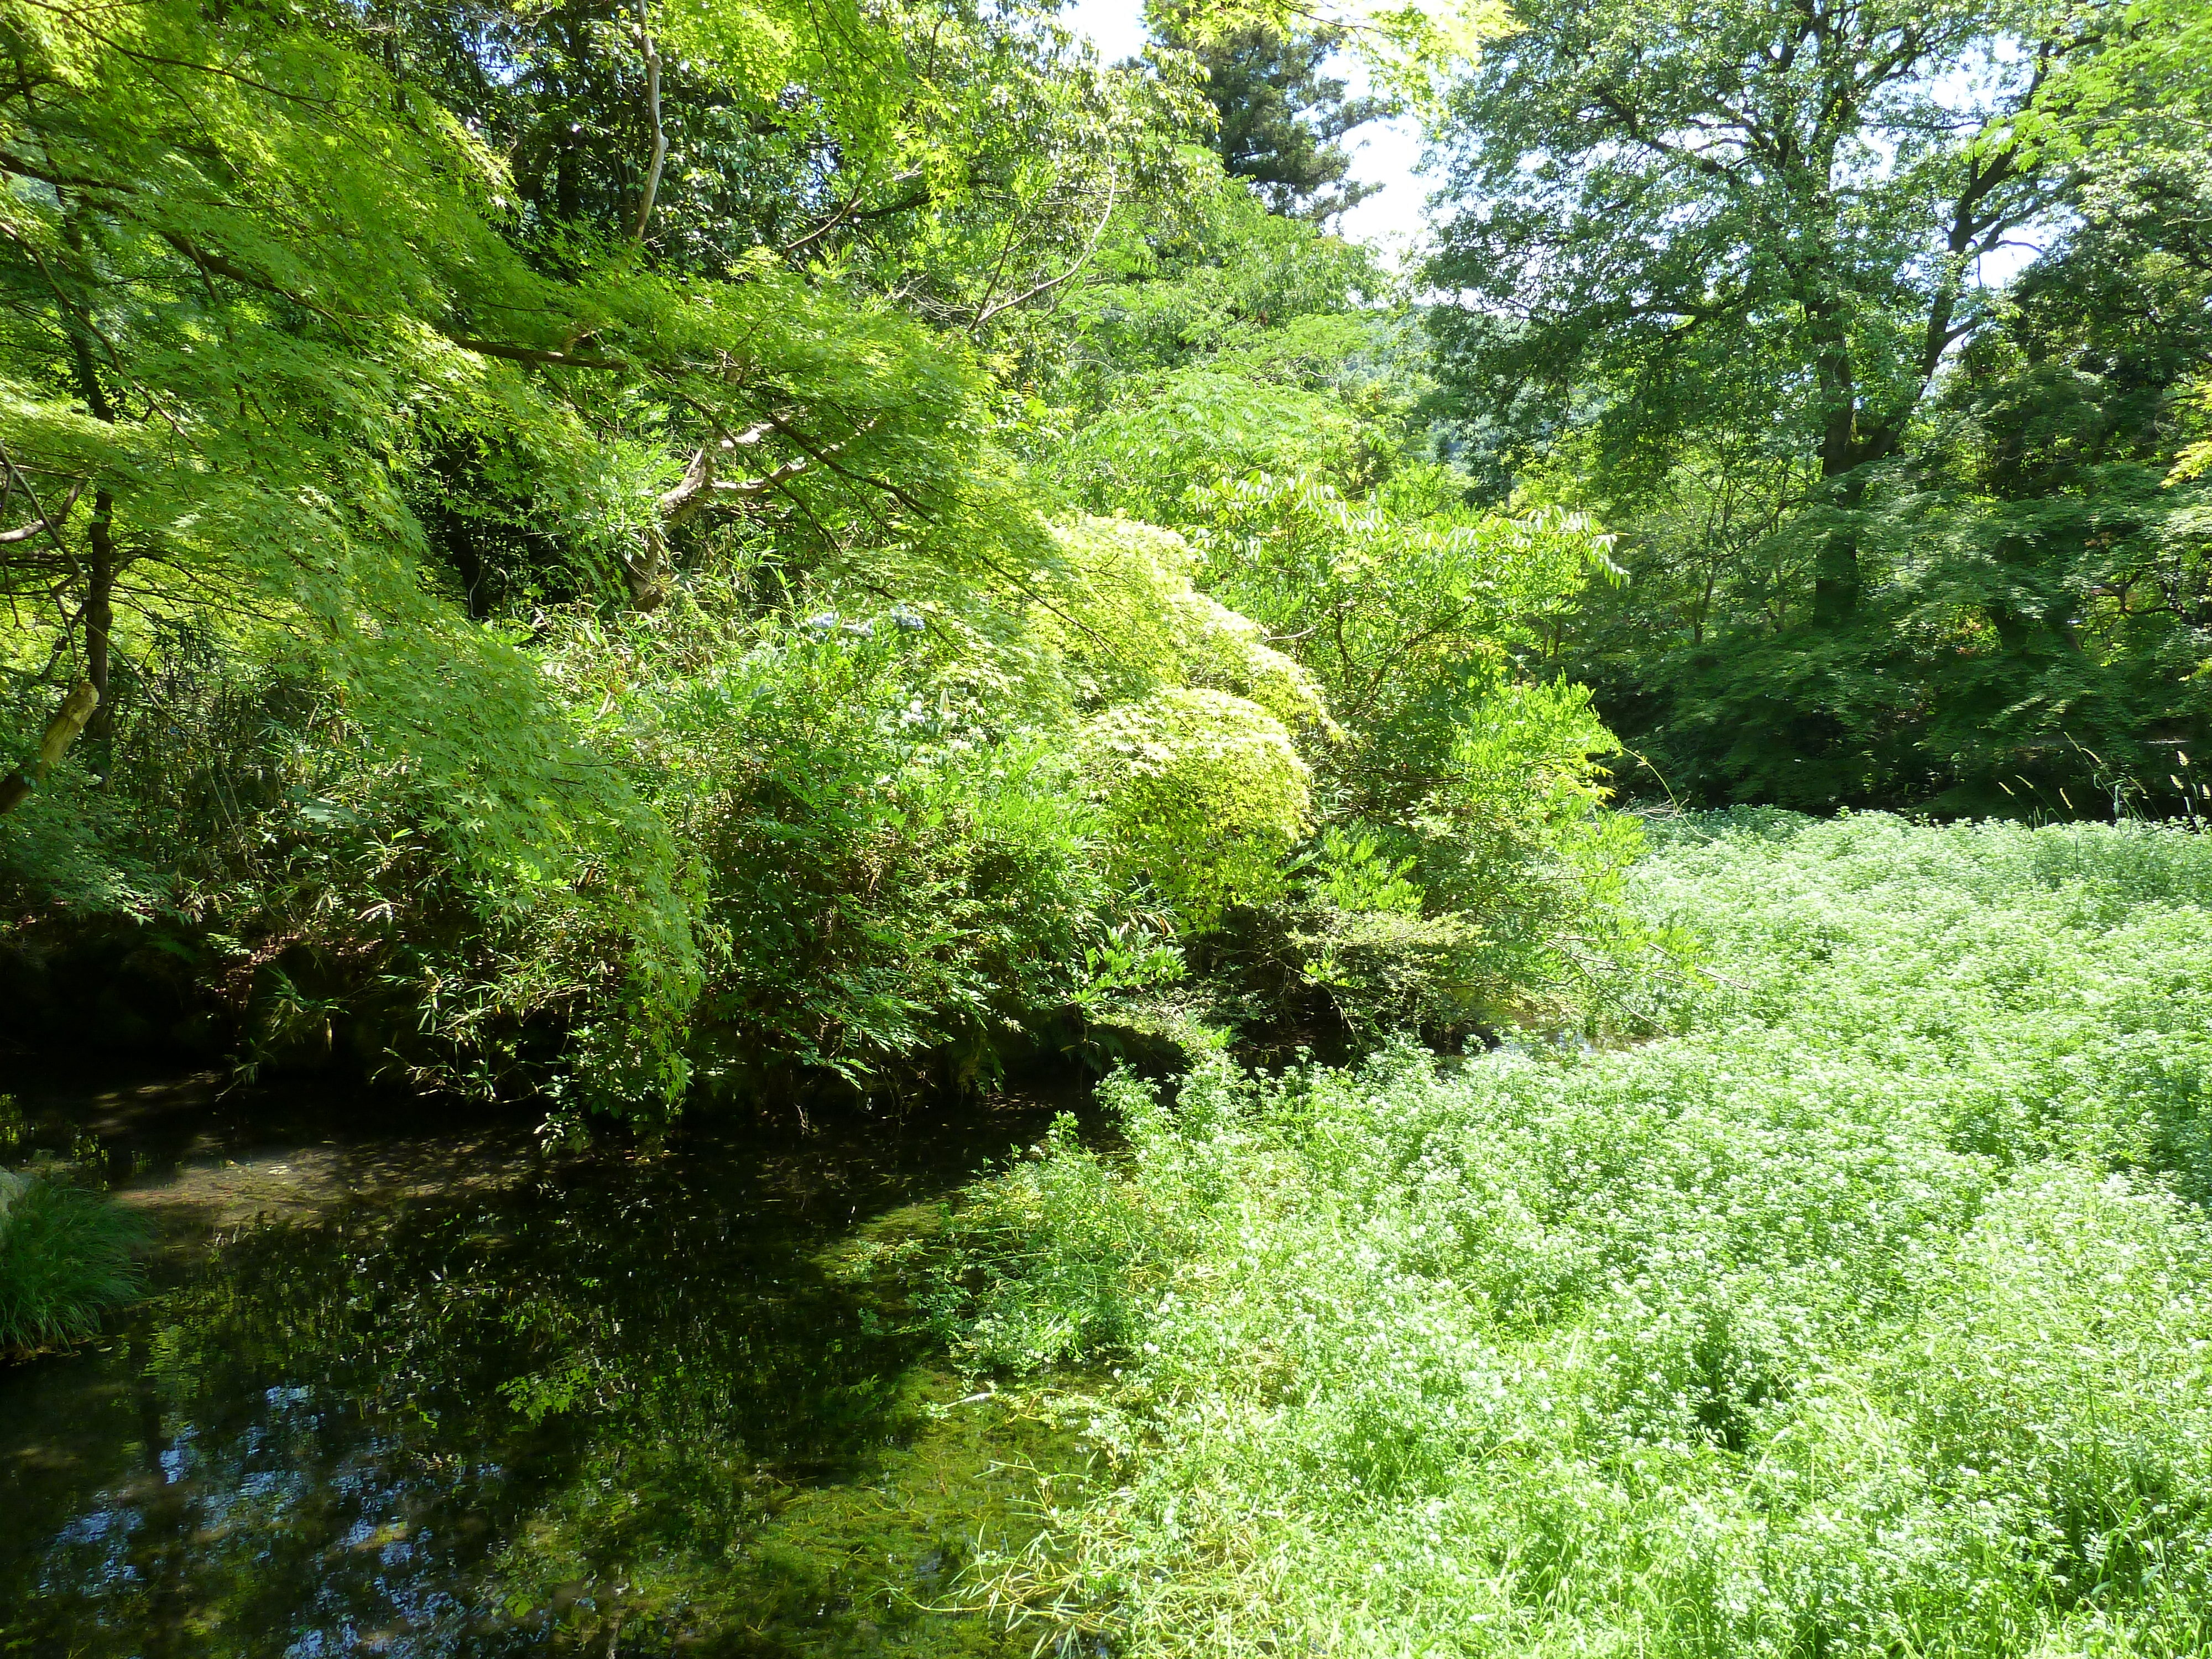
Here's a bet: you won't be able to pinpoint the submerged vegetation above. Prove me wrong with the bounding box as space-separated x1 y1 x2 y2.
935 813 2212 1655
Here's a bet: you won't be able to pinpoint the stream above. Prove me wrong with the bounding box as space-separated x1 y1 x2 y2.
0 1065 1095 1656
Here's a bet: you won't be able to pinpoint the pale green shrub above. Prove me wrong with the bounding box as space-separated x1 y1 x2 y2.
1078 688 1312 928
1040 518 1332 733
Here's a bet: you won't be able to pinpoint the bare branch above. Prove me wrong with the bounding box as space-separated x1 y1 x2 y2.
445 334 630 372
972 170 1120 329
0 474 85 542
632 2 667 243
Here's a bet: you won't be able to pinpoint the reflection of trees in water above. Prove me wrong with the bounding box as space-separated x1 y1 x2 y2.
8 1124 1057 1656
40 1385 498 1656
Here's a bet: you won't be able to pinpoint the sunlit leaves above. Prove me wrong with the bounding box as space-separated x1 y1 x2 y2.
1079 686 1313 928
937 812 2212 1653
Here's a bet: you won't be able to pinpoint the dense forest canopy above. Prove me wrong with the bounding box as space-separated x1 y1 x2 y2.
1427 0 2212 812
0 0 2204 1123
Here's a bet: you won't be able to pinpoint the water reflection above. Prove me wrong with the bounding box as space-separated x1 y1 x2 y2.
1 1075 1085 1656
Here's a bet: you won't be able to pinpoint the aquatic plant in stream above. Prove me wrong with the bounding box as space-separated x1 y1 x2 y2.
930 811 2212 1657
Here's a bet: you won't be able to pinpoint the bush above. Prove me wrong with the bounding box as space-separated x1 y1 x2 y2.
1078 688 1312 930
0 1175 144 1353
575 591 1112 1092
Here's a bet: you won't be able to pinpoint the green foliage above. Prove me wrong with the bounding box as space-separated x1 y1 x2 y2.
1189 471 1609 795
1422 0 2212 814
0 0 1058 1114
0 720 159 915
1553 152 2212 812
1169 469 1641 1036
593 594 1110 1087
1080 687 1313 929
0 1172 143 1352
925 1100 1176 1371
1426 0 2077 498
1046 181 1389 405
1036 517 1331 729
0 0 1631 1110
1139 0 1510 115
1031 174 1636 1048
0 0 1204 1113
1050 367 1374 520
933 812 2212 1655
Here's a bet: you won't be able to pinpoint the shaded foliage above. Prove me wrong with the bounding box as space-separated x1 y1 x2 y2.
1419 0 2212 813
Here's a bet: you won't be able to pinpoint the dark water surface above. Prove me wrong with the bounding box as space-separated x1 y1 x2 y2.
0 1068 1092 1657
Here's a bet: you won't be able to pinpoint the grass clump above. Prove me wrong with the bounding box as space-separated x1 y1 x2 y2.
0 1173 145 1354
932 811 2212 1657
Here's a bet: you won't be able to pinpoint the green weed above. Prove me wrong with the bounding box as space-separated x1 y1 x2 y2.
0 1176 145 1354
934 812 2212 1656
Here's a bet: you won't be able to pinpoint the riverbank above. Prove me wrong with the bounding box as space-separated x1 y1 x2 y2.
13 812 2211 1656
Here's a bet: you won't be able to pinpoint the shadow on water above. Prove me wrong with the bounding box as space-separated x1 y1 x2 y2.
0 1065 1098 1656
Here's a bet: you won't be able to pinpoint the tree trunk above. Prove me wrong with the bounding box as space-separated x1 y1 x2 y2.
1811 325 1866 627
0 679 100 815
85 487 116 737
1811 476 1867 627
61 238 119 735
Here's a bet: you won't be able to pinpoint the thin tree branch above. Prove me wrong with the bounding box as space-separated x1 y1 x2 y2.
631 2 667 243
972 170 1119 328
0 473 84 542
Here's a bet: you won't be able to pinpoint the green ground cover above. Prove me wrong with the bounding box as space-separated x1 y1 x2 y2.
933 812 2212 1657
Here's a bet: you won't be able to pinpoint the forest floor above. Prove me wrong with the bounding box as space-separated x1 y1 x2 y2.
939 811 2212 1658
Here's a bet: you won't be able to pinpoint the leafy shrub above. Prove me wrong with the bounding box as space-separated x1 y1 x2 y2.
1039 518 1331 733
1 638 702 1119
1157 471 1648 1042
611 602 1108 1091
1078 688 1312 930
